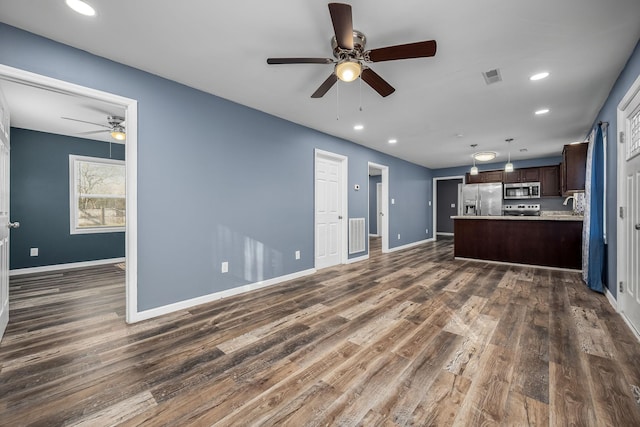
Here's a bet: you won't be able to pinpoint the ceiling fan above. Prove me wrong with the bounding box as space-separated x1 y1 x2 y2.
61 115 126 141
266 2 437 98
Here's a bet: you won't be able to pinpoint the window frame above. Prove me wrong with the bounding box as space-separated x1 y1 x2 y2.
69 154 126 235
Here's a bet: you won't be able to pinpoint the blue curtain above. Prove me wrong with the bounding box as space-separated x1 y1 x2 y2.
586 125 605 293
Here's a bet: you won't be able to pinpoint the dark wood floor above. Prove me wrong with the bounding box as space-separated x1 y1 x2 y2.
2 237 640 426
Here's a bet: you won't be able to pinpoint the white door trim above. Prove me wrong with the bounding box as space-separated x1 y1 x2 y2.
433 175 465 238
376 182 382 236
314 149 348 267
368 162 389 253
0 64 139 324
616 73 640 329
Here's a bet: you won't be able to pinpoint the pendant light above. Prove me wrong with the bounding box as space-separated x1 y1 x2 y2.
504 138 514 172
470 157 479 175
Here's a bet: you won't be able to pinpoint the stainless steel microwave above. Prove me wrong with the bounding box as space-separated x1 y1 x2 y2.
503 182 540 199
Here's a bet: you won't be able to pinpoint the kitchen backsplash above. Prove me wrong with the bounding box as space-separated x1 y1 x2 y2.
506 196 573 212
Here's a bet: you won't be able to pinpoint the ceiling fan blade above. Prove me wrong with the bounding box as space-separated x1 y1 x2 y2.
77 130 110 135
329 3 353 50
61 116 110 128
311 74 338 98
367 40 437 62
267 58 334 65
361 68 395 97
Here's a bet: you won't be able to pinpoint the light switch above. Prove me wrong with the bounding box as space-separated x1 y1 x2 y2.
451 203 456 208
391 198 395 205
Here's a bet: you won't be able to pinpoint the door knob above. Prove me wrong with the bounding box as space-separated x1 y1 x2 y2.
380 212 384 216
636 224 640 230
8 221 20 229
338 216 343 219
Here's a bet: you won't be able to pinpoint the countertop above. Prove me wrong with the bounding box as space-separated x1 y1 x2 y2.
451 214 584 221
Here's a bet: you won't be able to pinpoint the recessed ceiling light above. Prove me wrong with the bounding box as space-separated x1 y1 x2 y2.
388 139 397 144
354 124 364 130
66 0 96 16
535 108 550 115
530 72 550 81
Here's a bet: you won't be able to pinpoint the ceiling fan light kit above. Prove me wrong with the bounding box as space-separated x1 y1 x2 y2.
110 125 126 141
266 2 437 98
335 59 361 82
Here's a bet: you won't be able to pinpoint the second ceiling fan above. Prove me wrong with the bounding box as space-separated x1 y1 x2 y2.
267 2 437 98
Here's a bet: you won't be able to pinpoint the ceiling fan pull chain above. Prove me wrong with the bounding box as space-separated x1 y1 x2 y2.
359 75 363 112
336 80 340 121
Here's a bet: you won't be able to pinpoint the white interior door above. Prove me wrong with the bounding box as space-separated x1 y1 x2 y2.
315 153 344 269
620 90 640 332
0 86 11 341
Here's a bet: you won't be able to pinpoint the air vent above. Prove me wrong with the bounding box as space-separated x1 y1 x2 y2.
349 218 366 254
482 68 502 85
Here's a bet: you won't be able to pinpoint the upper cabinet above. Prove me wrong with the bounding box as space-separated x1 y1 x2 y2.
561 143 588 195
465 170 503 184
503 167 540 183
540 165 560 197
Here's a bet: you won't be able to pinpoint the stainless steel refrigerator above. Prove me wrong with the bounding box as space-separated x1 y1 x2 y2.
461 183 503 216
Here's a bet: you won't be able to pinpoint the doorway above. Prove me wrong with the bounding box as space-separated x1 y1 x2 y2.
368 162 389 254
0 64 138 325
433 176 464 239
617 73 640 335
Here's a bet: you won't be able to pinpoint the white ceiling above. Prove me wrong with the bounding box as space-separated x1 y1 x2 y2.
0 79 126 144
1 0 639 168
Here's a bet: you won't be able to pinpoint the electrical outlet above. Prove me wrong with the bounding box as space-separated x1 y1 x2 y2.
429 201 432 206
295 250 300 260
30 247 38 257
391 198 395 205
221 262 228 273
426 229 429 234
397 233 401 240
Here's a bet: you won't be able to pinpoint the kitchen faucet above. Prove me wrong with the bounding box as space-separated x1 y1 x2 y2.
563 195 575 207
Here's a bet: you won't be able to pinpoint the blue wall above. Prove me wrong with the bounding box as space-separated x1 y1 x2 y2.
368 175 381 234
592 39 640 299
0 24 433 311
10 128 125 268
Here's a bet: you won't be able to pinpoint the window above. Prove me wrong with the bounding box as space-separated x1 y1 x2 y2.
69 155 125 234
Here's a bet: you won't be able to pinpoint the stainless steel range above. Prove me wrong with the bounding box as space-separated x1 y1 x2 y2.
503 203 541 216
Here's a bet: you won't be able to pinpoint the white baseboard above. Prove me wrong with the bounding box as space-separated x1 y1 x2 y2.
347 254 369 264
388 238 435 253
10 257 126 276
605 287 618 311
436 232 454 236
130 268 317 323
369 233 379 237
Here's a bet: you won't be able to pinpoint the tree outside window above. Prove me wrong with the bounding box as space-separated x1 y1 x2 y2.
70 155 125 234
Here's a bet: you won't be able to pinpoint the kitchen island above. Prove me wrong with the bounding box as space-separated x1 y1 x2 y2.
452 215 583 270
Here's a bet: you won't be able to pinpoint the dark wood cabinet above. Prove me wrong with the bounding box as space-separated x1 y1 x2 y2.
503 170 520 183
521 168 540 182
483 170 504 183
454 218 583 269
541 165 560 197
465 170 503 184
561 143 588 195
502 167 540 183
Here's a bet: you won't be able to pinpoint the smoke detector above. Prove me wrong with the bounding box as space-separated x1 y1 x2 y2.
482 68 503 85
